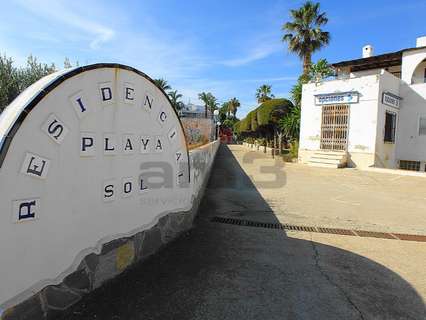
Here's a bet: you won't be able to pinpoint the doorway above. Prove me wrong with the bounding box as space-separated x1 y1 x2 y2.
320 105 349 151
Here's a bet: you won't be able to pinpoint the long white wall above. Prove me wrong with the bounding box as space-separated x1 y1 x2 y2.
0 64 220 315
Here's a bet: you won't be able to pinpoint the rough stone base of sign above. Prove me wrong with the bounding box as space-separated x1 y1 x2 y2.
2 171 213 320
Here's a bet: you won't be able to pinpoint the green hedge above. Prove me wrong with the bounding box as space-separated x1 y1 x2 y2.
236 98 293 136
239 111 252 132
250 109 258 131
257 98 293 127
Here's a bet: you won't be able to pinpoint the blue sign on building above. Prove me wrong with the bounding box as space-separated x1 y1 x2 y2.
315 92 359 105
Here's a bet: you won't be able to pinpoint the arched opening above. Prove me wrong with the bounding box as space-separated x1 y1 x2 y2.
411 58 426 84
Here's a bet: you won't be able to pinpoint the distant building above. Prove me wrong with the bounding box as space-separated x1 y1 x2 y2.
179 102 216 145
179 103 212 118
299 36 426 171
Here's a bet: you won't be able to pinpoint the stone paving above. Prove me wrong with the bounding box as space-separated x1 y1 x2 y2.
60 145 426 320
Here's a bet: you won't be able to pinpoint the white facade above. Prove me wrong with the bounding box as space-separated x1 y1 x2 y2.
299 38 426 171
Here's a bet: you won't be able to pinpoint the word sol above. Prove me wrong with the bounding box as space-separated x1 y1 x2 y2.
102 162 188 202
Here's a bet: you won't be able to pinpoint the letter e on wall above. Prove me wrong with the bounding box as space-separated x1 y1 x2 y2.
20 153 50 179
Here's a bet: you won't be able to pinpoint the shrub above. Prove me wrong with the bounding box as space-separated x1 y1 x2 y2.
245 137 254 144
257 98 293 127
281 140 298 162
239 112 252 132
290 140 299 158
257 137 266 146
251 109 259 131
1 54 56 112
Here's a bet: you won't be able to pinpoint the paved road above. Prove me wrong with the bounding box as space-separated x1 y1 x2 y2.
61 145 426 320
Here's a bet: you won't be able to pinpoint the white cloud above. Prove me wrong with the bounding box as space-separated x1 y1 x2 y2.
221 43 282 67
13 0 115 49
10 0 210 79
4 0 296 120
101 29 209 81
240 76 298 83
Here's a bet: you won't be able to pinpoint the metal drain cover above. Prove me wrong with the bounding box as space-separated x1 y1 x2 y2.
210 216 426 242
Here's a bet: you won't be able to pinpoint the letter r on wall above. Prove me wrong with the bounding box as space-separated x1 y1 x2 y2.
12 198 40 223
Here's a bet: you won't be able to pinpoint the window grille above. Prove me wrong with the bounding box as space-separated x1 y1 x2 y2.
419 117 426 135
384 112 396 143
320 105 349 151
399 160 420 171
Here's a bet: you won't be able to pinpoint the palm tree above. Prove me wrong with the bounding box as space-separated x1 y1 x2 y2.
228 97 240 118
221 101 230 117
282 1 330 75
309 58 334 82
198 92 217 118
168 90 184 111
154 78 171 91
279 105 301 140
208 95 218 116
256 84 274 103
198 92 210 118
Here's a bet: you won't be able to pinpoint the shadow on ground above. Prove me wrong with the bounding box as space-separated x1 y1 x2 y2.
60 145 426 320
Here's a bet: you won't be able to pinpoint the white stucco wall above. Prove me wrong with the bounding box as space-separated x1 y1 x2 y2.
401 48 426 84
375 71 401 168
395 82 426 165
411 60 426 84
299 74 380 167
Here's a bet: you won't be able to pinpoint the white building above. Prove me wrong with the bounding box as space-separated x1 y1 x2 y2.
299 36 426 171
180 102 212 118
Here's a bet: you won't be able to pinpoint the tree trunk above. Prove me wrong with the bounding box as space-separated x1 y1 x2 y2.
272 130 278 159
205 105 208 118
278 132 283 155
303 51 312 75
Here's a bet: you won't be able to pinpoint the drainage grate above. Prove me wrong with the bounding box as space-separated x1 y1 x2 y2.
392 233 426 242
354 230 396 239
210 216 426 242
282 224 317 232
317 227 356 236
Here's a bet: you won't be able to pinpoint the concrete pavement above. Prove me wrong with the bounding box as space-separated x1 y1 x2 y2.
60 145 426 320
235 145 426 234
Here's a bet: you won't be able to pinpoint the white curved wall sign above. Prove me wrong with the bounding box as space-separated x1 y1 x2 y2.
0 64 191 309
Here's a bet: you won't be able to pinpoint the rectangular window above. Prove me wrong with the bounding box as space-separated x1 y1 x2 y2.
399 160 420 171
419 117 426 135
384 111 396 143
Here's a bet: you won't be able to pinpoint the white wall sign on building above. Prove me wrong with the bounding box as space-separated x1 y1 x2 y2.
0 64 192 310
382 92 402 109
314 91 359 105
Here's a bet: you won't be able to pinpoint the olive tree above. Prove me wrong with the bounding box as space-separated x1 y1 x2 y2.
0 54 56 112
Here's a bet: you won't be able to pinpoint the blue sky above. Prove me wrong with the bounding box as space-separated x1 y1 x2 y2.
1 0 426 117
